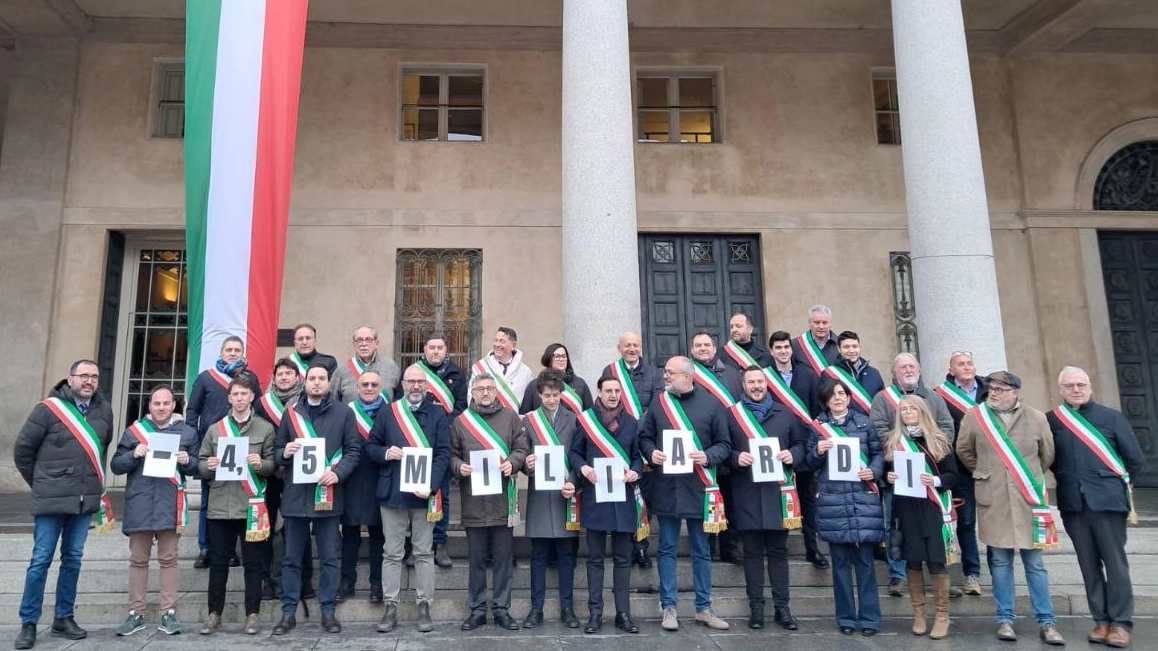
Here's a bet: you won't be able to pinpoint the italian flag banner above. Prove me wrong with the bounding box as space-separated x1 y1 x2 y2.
185 0 310 382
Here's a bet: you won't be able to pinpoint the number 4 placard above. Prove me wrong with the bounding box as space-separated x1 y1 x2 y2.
215 437 249 481
294 439 326 484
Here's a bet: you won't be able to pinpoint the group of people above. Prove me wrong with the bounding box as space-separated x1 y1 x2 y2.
9 309 1145 648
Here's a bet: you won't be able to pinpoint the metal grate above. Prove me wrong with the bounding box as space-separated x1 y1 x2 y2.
393 248 482 370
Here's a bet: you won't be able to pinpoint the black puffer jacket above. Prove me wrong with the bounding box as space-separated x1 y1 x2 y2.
110 415 199 533
14 380 115 516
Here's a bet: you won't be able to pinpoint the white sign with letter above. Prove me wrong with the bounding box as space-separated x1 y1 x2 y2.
293 438 325 484
749 438 785 483
469 449 502 496
893 450 927 498
399 447 433 493
662 429 694 474
594 457 627 503
533 445 566 491
143 432 181 479
827 438 862 482
215 436 249 482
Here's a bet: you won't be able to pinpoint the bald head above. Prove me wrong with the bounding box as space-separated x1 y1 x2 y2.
663 356 695 394
617 331 643 365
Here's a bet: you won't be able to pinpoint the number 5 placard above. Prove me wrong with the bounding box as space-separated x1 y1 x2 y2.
294 439 326 484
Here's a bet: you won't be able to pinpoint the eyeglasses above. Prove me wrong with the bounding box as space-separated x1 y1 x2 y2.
472 386 497 394
1061 383 1090 390
353 337 376 345
950 350 973 358
358 382 381 388
662 370 690 377
988 386 1016 395
71 373 99 382
403 379 427 385
551 353 568 359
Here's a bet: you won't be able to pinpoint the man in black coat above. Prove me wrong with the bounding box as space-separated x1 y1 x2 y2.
289 323 339 378
336 370 388 604
272 363 362 635
639 356 732 632
13 359 114 649
689 331 742 563
720 312 774 370
790 305 840 373
1048 366 1146 649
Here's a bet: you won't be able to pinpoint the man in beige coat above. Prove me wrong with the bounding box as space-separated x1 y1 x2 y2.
956 371 1064 646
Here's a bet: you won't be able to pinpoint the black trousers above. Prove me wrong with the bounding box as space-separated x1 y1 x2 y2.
715 472 740 556
741 530 789 608
207 519 270 616
1062 509 1134 629
466 526 514 616
340 524 384 588
586 529 632 616
796 471 820 554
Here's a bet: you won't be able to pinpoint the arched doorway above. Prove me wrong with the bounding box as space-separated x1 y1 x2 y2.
1097 140 1158 486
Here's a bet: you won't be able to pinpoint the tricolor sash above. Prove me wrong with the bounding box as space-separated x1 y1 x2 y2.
348 400 374 439
609 359 645 419
392 401 443 522
288 409 342 510
764 367 814 425
934 381 978 415
1052 403 1137 525
418 360 455 413
217 417 270 540
289 352 308 378
972 404 1059 549
883 385 904 409
43 398 115 532
526 409 579 531
692 360 736 407
207 367 231 389
473 358 521 412
347 357 390 400
796 332 830 376
721 340 763 371
560 383 585 414
460 409 520 526
658 393 727 532
126 419 188 533
811 419 880 495
896 436 957 563
259 389 287 427
577 409 649 540
729 403 802 529
825 366 873 413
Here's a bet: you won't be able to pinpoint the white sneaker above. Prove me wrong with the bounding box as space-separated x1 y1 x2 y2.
661 608 679 631
964 575 982 595
695 609 730 630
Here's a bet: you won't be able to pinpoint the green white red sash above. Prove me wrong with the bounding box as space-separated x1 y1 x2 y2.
43 398 115 532
460 409 519 525
473 358 521 412
971 404 1059 549
217 417 270 540
1052 403 1137 524
348 400 374 439
610 359 645 419
691 360 736 407
797 332 830 375
722 340 760 371
126 419 188 533
560 383 584 414
392 401 442 522
290 352 308 378
418 360 455 413
658 392 727 532
811 419 880 495
288 409 343 511
207 367 231 389
259 389 287 426
883 385 904 409
825 366 873 413
526 409 579 531
764 367 813 424
896 435 956 562
577 409 649 540
347 356 390 400
729 403 801 529
934 381 977 415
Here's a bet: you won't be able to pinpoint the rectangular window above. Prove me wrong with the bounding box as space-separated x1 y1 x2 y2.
637 73 719 144
394 248 482 370
151 60 185 139
873 70 901 145
401 69 485 142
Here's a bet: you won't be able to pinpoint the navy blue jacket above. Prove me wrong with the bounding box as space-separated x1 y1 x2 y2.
110 416 198 534
833 358 885 417
601 360 665 413
365 396 451 511
790 333 840 371
339 399 387 526
274 396 362 518
803 411 886 545
186 367 262 441
1048 400 1146 514
767 363 822 419
726 401 807 531
570 410 643 534
393 357 469 416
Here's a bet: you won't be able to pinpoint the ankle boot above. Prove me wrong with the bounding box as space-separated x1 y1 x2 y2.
930 573 951 639
907 568 927 636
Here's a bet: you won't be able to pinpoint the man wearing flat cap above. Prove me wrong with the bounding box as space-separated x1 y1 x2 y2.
956 371 1064 646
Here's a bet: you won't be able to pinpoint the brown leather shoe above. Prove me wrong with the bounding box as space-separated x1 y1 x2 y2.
1106 625 1131 648
1089 623 1111 644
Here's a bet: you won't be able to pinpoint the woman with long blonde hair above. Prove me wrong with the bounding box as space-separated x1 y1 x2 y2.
885 395 962 640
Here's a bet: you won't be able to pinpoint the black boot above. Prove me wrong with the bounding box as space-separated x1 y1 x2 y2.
615 612 639 634
14 623 36 650
748 604 765 629
774 605 799 631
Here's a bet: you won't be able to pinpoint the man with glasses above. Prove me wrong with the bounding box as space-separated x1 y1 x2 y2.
934 350 988 596
1047 366 1144 648
332 326 401 404
956 371 1065 645
336 370 388 604
14 360 115 649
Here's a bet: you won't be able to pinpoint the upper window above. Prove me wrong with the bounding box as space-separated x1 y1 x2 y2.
873 69 901 145
151 60 185 139
393 248 482 370
637 73 719 144
401 69 485 142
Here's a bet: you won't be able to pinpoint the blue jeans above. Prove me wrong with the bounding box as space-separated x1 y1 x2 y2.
657 516 712 611
282 516 340 617
954 479 981 577
881 486 906 580
987 546 1056 625
529 537 577 610
432 473 450 547
20 513 92 624
198 480 210 554
829 542 881 631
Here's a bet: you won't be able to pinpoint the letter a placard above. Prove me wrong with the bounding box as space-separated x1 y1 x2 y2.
662 429 693 474
400 447 432 493
827 438 861 482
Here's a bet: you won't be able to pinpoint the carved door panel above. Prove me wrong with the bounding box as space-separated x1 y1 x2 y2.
1099 231 1158 487
638 235 765 368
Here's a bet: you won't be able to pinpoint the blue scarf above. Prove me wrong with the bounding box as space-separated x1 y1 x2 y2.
361 395 385 418
216 357 247 376
742 393 775 422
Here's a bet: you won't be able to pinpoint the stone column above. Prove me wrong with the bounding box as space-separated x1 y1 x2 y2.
891 0 1008 372
0 40 81 490
561 0 642 382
